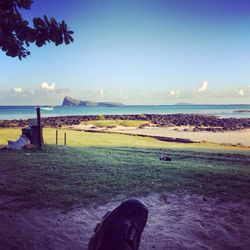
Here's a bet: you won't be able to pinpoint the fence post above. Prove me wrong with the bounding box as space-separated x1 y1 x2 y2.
56 130 58 145
64 132 67 146
36 107 42 150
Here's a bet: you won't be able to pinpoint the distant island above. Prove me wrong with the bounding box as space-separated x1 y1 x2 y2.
62 96 124 107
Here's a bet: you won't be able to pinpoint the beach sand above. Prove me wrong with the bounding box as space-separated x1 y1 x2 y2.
1 193 250 250
71 124 250 147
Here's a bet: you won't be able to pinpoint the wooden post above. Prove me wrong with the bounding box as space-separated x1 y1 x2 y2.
64 132 67 146
56 130 58 145
36 107 42 150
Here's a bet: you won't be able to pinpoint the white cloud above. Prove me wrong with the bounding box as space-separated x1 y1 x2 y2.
99 89 104 97
197 80 208 93
41 82 55 91
14 87 23 93
170 90 175 96
170 90 181 97
238 89 245 96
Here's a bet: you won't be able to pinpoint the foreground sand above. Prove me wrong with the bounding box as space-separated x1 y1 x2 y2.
1 193 250 250
71 124 250 147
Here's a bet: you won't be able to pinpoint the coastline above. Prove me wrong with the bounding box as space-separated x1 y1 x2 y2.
1 104 250 120
1 114 250 147
1 113 250 130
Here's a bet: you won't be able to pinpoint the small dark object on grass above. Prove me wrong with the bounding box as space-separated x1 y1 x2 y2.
160 156 172 161
88 199 148 250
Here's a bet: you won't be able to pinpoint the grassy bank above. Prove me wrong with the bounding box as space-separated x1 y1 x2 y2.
0 128 248 151
0 128 250 209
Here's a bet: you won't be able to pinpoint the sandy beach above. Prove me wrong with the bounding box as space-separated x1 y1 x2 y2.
1 193 250 250
70 124 250 147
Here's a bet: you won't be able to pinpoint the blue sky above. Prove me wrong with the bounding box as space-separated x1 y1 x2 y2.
1 0 250 105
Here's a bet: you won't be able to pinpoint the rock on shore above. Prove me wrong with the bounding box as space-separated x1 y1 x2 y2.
1 114 250 131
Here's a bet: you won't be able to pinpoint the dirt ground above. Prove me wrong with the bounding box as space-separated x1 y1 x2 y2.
1 193 250 250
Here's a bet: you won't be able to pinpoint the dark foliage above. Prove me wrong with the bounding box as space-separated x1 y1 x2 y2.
0 0 74 59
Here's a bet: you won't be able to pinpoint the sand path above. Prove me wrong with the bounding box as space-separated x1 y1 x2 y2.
1 193 250 250
113 127 250 147
71 124 250 147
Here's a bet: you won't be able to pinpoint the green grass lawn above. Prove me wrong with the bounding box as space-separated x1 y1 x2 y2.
0 128 250 209
1 127 248 151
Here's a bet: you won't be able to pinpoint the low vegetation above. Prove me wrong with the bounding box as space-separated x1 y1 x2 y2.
82 119 150 128
0 128 249 209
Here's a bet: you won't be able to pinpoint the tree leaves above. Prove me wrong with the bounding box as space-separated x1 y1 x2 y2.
33 17 46 28
0 0 74 59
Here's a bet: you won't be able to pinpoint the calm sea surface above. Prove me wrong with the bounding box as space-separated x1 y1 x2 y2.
0 105 250 120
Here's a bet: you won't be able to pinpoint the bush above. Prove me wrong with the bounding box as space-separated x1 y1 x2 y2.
98 115 105 120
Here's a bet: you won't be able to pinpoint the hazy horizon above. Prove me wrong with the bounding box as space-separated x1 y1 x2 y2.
1 0 250 105
1 99 250 107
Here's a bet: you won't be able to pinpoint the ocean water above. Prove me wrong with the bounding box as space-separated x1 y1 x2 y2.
0 105 250 120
